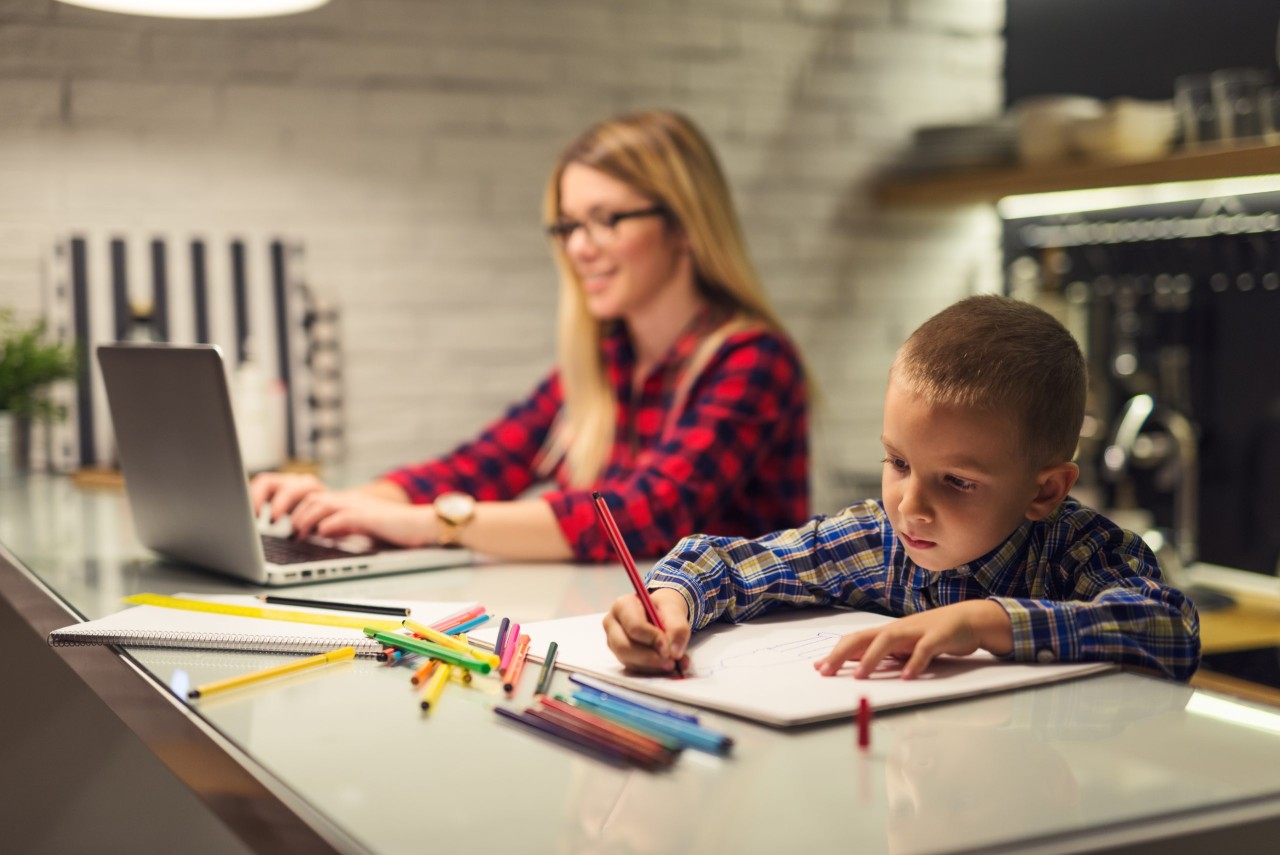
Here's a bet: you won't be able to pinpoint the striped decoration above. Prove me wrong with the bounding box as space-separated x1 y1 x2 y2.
38 232 344 473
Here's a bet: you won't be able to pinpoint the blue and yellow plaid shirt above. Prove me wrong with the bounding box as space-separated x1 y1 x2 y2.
646 497 1201 681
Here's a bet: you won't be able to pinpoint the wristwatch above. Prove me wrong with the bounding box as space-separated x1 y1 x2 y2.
433 492 477 547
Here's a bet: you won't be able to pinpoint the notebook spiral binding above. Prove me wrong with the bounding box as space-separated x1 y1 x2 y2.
48 629 385 658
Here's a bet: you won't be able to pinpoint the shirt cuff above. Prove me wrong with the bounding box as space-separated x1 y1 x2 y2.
990 597 1081 665
646 566 711 630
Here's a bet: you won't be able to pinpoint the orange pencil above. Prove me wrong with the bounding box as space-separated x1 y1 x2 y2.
410 658 439 687
503 634 531 695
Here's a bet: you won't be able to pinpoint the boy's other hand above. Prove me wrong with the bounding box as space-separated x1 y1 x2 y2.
814 600 1013 680
603 587 692 674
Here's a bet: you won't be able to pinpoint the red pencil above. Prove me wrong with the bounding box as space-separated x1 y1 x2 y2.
857 696 872 750
591 492 684 677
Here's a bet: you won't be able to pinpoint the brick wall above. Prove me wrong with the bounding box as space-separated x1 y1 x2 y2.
0 0 1004 511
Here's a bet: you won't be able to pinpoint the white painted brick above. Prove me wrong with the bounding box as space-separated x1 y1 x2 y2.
0 76 62 126
69 79 219 128
221 82 363 130
900 0 1005 35
0 0 54 22
789 0 893 24
426 45 558 87
0 23 144 75
351 0 495 41
617 4 736 54
144 31 303 80
362 88 498 133
293 36 433 83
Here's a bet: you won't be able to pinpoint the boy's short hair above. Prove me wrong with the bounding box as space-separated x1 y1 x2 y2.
890 295 1086 467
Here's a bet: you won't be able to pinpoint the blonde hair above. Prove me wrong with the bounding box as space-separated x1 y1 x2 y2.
890 295 1086 467
540 110 792 486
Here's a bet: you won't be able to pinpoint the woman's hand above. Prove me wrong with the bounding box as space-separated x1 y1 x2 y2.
814 600 1014 680
288 490 438 548
603 587 692 674
249 472 328 522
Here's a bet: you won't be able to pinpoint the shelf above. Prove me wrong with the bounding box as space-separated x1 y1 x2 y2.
876 142 1280 206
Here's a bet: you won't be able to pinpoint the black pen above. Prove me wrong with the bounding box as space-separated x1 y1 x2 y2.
258 594 410 617
535 640 560 695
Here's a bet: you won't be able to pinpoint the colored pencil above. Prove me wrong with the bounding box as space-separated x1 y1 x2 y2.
493 617 510 659
420 664 451 712
591 492 683 677
428 604 486 632
443 613 490 636
534 641 559 695
187 647 354 699
499 622 521 672
857 696 872 750
363 629 491 674
258 595 409 617
410 658 439 687
403 619 499 668
503 633 531 695
569 691 732 755
568 673 700 723
494 707 634 766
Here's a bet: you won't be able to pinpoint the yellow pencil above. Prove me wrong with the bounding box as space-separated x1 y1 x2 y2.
187 647 355 699
404 619 500 668
420 663 452 712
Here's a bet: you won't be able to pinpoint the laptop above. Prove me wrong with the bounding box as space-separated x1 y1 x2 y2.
97 343 472 586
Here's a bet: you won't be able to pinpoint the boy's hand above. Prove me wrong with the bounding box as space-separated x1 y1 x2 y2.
603 588 692 674
814 600 1013 680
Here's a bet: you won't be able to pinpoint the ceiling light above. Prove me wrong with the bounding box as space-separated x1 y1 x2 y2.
58 0 329 18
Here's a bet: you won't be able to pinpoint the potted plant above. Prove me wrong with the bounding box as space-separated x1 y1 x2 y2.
0 308 77 472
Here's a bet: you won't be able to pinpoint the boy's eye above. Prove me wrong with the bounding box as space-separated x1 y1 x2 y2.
945 474 977 492
881 456 908 472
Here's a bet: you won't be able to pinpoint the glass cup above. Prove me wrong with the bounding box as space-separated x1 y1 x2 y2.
1260 86 1280 143
1174 75 1218 146
1210 67 1271 141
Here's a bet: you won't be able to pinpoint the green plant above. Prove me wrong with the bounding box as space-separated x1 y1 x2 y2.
0 308 77 420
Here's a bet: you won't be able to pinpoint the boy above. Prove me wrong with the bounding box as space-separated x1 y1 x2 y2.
604 295 1200 682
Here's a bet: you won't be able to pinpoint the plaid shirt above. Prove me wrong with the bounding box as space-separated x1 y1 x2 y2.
384 317 810 562
647 497 1201 681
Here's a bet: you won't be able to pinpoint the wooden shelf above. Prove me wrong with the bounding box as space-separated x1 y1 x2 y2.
876 142 1280 206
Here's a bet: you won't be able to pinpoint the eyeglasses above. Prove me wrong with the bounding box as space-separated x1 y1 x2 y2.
545 206 667 248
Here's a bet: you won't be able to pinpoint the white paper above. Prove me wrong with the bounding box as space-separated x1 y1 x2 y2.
473 609 1114 726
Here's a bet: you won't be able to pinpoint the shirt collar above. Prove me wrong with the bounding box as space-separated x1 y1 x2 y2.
600 303 733 390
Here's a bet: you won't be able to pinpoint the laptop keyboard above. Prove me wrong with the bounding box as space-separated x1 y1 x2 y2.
261 534 372 565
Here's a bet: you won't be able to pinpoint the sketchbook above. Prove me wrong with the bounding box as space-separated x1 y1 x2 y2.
471 609 1115 727
47 594 478 659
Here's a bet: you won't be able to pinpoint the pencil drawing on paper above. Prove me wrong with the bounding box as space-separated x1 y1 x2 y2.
696 631 844 678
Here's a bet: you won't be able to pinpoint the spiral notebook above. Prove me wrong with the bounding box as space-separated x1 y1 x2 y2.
48 594 479 659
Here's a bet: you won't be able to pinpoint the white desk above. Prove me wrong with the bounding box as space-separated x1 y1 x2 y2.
3 474 1280 854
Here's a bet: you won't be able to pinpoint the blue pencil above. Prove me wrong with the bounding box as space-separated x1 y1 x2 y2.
444 613 490 636
568 673 700 723
570 691 732 755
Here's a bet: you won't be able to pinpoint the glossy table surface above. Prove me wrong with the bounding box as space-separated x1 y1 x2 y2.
4 474 1280 855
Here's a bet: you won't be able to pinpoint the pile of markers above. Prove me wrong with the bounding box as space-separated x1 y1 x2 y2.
496 672 733 769
367 604 507 712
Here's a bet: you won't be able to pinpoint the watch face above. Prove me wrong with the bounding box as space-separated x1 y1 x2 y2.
437 492 475 523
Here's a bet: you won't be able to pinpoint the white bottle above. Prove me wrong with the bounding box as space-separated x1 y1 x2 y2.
233 340 287 473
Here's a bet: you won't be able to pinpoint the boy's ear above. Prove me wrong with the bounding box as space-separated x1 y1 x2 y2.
1025 462 1079 521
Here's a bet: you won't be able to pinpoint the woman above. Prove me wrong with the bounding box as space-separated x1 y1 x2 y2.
252 110 809 562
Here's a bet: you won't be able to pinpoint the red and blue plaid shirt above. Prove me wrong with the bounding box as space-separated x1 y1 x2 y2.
383 317 810 562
